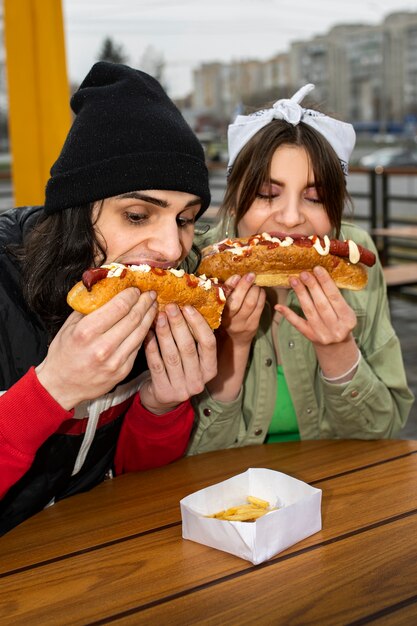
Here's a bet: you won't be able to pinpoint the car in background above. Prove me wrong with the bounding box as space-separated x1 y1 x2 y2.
359 147 417 168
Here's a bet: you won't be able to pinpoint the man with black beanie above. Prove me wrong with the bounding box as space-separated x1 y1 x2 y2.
0 62 217 535
44 61 211 214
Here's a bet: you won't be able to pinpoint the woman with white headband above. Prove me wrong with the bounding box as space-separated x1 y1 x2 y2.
187 84 413 453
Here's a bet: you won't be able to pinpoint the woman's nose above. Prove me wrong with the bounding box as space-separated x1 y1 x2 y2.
274 198 304 228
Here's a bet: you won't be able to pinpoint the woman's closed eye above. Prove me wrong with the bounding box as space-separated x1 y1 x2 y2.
304 189 322 204
255 184 322 204
256 183 280 199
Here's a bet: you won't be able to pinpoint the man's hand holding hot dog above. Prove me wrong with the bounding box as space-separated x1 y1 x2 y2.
35 288 158 411
64 262 225 414
140 303 218 414
37 287 219 415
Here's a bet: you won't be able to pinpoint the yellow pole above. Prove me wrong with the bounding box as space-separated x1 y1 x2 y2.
4 0 71 206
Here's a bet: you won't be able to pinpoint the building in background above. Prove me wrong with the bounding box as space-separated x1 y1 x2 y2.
1 10 417 148
191 11 417 136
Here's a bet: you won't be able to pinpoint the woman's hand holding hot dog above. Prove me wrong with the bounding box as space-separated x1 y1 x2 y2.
213 266 360 391
206 273 266 403
275 266 361 382
220 274 266 345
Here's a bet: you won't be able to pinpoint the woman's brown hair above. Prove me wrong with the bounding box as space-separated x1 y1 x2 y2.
220 120 351 238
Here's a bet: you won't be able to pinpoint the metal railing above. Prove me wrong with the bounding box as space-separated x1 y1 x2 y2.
348 166 417 266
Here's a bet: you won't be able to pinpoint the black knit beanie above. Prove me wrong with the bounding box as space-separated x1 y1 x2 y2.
44 62 210 218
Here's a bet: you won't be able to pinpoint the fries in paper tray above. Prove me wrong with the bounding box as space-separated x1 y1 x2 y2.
180 468 322 565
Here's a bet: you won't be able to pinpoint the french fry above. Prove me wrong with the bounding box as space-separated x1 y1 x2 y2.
224 509 267 522
247 496 269 509
207 496 277 522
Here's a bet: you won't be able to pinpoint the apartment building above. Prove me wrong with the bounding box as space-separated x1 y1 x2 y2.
192 11 417 126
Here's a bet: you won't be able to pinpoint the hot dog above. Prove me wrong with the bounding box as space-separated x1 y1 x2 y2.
67 263 226 329
197 232 376 290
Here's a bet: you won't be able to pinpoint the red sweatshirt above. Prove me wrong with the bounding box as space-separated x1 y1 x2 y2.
0 367 194 499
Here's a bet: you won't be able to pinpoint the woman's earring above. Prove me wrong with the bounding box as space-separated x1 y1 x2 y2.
225 212 234 238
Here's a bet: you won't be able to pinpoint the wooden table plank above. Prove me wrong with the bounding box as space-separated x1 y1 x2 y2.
362 602 417 626
372 226 417 239
3 511 417 625
1 452 417 624
383 262 417 287
133 515 417 626
1 440 415 572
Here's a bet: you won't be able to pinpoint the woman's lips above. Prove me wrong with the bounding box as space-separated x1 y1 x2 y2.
123 261 176 269
267 231 311 240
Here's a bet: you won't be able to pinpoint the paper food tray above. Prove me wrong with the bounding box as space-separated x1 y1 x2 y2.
180 467 322 565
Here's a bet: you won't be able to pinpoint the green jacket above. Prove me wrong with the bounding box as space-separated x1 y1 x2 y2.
188 221 414 454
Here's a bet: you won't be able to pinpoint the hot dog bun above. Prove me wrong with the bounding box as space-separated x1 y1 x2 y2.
197 233 376 291
67 263 226 329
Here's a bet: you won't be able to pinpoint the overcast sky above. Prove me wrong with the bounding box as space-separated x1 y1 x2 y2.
63 0 417 98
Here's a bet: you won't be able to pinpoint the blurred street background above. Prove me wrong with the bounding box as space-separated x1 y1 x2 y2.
0 1 416 436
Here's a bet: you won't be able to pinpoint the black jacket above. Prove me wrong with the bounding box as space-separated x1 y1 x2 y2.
0 207 143 534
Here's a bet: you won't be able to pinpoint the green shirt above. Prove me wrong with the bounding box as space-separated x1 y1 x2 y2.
266 365 300 442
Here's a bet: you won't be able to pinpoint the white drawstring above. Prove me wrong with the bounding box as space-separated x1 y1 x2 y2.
71 372 149 476
71 397 104 475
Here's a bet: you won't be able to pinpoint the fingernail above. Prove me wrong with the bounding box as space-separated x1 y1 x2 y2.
149 290 157 300
229 275 240 287
184 305 196 315
156 313 167 326
300 271 310 281
166 303 179 316
245 273 256 283
290 277 298 288
314 266 325 276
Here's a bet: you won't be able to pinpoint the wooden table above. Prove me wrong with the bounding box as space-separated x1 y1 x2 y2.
371 226 417 239
1 440 417 625
382 262 417 287
371 227 417 288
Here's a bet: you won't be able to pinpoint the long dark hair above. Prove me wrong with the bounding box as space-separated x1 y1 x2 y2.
18 205 104 337
221 120 351 238
18 204 202 338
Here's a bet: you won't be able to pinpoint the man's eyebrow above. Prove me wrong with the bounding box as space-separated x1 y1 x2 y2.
116 192 201 208
184 198 202 208
116 192 168 207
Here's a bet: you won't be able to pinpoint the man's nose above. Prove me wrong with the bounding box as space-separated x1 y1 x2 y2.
148 223 184 262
